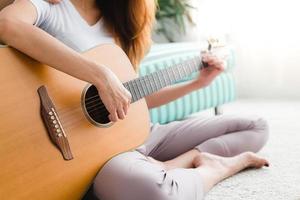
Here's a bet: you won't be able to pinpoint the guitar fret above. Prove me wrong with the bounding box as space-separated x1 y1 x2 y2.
170 67 176 82
178 64 185 79
151 74 157 91
170 67 177 82
190 60 199 72
174 64 181 80
185 61 191 74
143 76 151 95
193 57 201 70
162 62 169 84
165 68 171 84
161 70 169 86
123 81 128 92
148 75 155 93
131 80 139 101
127 81 137 102
143 76 151 96
138 77 146 97
134 79 143 99
157 71 164 89
153 72 162 91
132 80 141 102
123 56 202 99
182 62 188 76
151 74 158 91
186 60 193 74
162 63 171 85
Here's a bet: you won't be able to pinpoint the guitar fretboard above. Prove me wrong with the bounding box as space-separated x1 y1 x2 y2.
123 56 204 103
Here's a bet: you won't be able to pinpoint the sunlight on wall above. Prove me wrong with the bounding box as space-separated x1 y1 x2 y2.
193 0 300 99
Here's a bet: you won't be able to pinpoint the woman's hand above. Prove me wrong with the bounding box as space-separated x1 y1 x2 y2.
94 66 132 122
191 53 225 89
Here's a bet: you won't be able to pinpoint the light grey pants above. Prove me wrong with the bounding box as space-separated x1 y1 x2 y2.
93 114 269 200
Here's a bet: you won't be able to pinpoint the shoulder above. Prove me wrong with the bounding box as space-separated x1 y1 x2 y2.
27 0 70 29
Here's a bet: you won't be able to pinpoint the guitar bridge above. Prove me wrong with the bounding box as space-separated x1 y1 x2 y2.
37 86 73 160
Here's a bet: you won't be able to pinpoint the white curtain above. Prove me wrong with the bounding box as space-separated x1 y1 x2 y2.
191 0 300 99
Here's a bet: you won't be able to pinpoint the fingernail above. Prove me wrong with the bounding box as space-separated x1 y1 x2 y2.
264 163 269 167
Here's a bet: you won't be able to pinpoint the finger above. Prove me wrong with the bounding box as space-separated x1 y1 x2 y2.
202 54 210 62
108 111 118 122
209 59 224 69
215 61 225 70
203 57 215 66
208 59 219 67
206 55 218 63
117 107 126 120
125 90 132 103
208 57 221 66
123 103 129 115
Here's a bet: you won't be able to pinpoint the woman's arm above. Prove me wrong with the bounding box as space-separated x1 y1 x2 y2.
0 0 131 122
145 81 203 109
145 54 225 109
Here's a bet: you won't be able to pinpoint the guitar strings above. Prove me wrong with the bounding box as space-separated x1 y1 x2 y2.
59 56 203 120
83 75 153 107
83 56 202 104
60 54 218 127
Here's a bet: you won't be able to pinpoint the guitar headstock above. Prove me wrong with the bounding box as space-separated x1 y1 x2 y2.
201 37 231 70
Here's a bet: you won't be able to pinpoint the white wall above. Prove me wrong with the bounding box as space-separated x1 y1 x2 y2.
190 0 300 100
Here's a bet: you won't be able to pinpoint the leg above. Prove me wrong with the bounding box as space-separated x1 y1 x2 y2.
93 151 205 200
149 149 269 193
147 149 200 170
196 115 269 157
93 140 269 200
141 114 269 161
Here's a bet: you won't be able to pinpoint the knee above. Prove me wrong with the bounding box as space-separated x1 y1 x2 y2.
93 152 177 200
252 116 270 149
124 170 177 200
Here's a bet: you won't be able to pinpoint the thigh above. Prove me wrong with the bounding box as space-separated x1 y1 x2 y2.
93 151 204 200
147 114 259 161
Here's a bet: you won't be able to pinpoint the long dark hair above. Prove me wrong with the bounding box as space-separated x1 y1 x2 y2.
96 0 156 70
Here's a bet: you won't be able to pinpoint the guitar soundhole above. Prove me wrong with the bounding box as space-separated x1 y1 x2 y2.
82 85 112 127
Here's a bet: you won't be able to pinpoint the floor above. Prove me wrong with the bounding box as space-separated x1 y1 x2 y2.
197 99 300 200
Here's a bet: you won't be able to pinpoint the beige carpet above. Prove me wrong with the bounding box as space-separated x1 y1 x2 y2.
198 99 300 200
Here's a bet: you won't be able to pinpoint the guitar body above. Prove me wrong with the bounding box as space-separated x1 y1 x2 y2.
0 44 150 200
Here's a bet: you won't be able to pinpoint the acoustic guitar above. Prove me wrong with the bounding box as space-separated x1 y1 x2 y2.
0 43 205 200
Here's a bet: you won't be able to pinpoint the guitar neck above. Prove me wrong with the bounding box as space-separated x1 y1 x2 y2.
124 56 204 103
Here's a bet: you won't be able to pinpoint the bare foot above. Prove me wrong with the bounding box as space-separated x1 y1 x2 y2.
193 152 269 170
193 152 270 193
245 152 270 168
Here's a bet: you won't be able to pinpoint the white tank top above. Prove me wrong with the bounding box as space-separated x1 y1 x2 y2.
30 0 114 52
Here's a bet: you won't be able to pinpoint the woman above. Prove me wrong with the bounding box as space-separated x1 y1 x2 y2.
0 0 269 199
